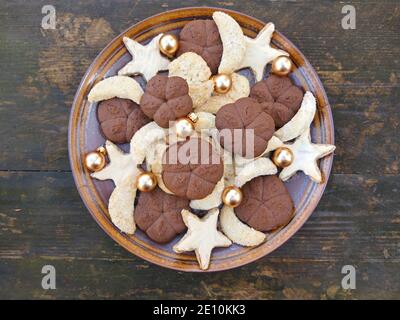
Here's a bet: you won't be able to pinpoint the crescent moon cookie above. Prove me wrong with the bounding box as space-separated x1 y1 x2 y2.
88 75 143 103
212 11 246 75
118 34 170 81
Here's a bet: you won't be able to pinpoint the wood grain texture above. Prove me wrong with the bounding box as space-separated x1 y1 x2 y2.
0 0 399 298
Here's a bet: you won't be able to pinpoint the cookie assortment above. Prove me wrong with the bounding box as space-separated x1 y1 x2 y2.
85 11 335 270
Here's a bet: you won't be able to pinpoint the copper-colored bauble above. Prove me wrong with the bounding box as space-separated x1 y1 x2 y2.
271 56 293 76
272 147 294 168
175 117 195 138
213 73 232 94
222 186 243 208
159 34 179 57
137 172 158 192
85 147 107 172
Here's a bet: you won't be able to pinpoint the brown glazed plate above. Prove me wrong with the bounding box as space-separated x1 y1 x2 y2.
68 7 334 272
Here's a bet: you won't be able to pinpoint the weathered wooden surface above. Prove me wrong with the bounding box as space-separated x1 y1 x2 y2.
0 0 399 299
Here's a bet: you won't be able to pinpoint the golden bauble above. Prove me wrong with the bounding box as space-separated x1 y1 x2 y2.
85 148 106 172
271 56 293 76
187 112 199 124
175 117 195 138
159 34 179 57
213 73 232 94
272 147 294 168
222 186 243 208
137 172 157 192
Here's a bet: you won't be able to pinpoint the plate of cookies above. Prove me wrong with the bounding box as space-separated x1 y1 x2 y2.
69 7 335 271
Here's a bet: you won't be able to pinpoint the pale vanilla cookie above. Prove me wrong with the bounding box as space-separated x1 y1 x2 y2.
118 34 170 81
88 75 143 104
279 128 336 183
173 208 232 270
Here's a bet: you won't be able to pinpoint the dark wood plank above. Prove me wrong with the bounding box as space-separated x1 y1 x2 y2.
0 171 398 299
0 0 398 174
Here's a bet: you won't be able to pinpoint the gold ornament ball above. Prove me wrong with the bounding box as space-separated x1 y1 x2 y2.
272 147 294 168
137 172 157 192
175 117 195 138
271 56 293 76
222 186 243 208
85 149 106 172
159 34 179 57
213 73 232 94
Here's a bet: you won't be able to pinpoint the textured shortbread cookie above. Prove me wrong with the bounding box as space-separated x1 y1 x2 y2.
177 19 223 74
215 97 275 158
213 12 246 75
118 34 170 81
250 75 303 128
237 23 289 81
235 175 294 232
279 128 336 183
88 75 143 104
135 187 189 243
220 206 266 247
139 75 193 128
97 98 150 144
173 208 232 270
274 91 316 142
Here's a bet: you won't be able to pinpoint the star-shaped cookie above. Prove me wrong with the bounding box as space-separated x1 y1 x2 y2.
173 208 232 270
91 140 140 187
280 128 336 183
237 23 288 81
118 34 170 81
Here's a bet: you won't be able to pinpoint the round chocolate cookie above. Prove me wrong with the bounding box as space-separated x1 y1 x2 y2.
97 97 150 144
215 97 275 158
162 138 224 200
140 75 193 128
135 187 189 243
235 175 294 232
250 75 303 128
177 19 223 74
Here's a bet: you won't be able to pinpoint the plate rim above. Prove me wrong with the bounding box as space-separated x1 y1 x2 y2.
68 6 334 272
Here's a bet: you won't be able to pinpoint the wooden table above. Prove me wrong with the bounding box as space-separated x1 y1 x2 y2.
0 0 398 299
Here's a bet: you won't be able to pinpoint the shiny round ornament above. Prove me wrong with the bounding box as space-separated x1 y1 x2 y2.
159 34 179 57
213 73 232 94
222 186 243 208
84 147 107 172
272 147 294 168
137 172 158 192
271 56 293 76
175 117 195 138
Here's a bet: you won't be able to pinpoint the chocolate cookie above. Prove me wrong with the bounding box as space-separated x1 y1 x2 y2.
97 97 150 144
177 19 223 74
135 187 189 243
162 138 224 200
250 75 303 128
235 175 294 232
140 75 193 128
215 97 275 158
